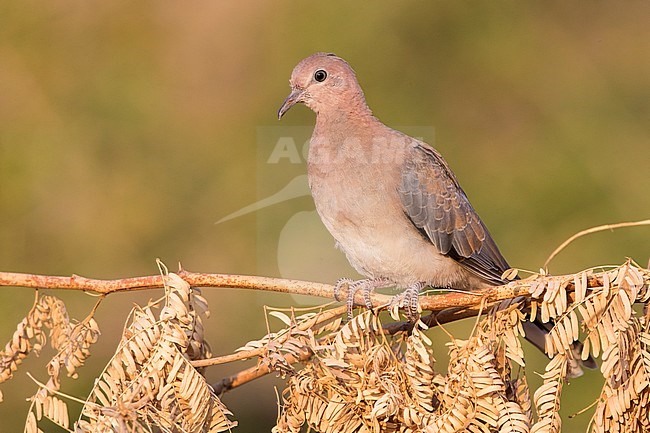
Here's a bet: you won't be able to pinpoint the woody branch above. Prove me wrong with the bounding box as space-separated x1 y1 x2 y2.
0 268 607 312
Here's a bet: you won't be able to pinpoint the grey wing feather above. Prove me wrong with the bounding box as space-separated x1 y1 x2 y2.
399 142 510 286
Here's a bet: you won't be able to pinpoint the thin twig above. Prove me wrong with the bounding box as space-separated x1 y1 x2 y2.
212 354 300 395
26 372 95 406
192 305 346 368
543 219 650 270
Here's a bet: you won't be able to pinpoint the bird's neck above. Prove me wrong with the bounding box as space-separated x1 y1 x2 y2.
310 104 384 172
314 101 375 130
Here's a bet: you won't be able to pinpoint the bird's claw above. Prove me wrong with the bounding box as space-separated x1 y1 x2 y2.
347 281 360 319
334 278 353 302
346 280 377 319
389 283 424 321
334 277 391 319
362 286 373 309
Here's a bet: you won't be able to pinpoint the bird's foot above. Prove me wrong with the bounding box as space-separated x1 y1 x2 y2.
335 277 391 319
333 278 353 302
389 282 425 321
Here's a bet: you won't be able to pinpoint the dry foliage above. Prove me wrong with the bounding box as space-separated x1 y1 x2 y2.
12 269 236 433
0 261 648 433
0 293 99 403
271 303 533 433
271 262 650 433
72 273 235 433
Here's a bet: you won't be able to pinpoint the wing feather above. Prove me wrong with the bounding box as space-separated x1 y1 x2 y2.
399 142 510 286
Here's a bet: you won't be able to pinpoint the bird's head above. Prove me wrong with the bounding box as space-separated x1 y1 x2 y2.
278 53 368 120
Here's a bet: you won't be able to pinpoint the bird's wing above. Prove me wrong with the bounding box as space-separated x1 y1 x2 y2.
398 141 510 286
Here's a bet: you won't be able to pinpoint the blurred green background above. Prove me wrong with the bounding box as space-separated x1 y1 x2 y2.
1 1 649 431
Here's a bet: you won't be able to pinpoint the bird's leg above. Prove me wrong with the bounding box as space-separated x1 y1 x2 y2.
360 277 391 309
389 282 425 320
334 277 392 319
333 278 353 302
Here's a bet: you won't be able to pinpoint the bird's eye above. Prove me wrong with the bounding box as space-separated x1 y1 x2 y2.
314 70 327 82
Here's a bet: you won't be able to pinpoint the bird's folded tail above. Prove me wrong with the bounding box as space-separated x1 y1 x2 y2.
522 318 598 378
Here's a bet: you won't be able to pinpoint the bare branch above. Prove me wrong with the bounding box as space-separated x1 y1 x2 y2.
211 349 309 395
192 305 346 368
0 268 618 313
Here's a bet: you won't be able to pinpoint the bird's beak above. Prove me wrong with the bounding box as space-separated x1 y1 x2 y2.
278 88 304 120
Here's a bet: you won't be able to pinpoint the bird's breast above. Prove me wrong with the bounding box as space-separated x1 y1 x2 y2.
307 135 400 229
306 133 408 277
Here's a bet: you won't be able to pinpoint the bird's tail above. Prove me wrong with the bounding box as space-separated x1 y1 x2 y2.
496 273 597 378
522 317 598 378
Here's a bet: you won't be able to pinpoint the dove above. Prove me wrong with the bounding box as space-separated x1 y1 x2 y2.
277 52 595 375
278 52 506 314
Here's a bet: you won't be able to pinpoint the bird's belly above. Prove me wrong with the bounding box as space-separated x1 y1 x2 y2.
308 148 481 290
313 191 472 289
